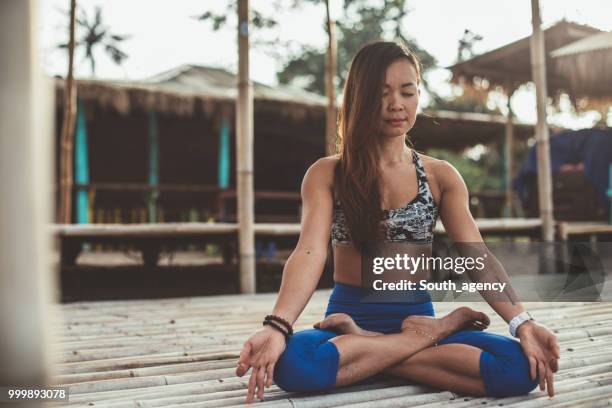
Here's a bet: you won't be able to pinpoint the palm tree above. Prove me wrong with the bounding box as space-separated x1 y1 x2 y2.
57 3 129 223
58 0 77 223
60 6 130 76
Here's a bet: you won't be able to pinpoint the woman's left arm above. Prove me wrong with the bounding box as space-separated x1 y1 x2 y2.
435 160 560 397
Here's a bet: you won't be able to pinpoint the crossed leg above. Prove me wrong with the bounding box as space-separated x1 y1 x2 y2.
273 307 489 393
314 311 488 396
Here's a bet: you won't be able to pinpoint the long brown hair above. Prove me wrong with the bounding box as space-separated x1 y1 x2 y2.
334 41 422 251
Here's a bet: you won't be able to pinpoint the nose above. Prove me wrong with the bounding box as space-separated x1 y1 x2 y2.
388 100 404 112
387 94 404 111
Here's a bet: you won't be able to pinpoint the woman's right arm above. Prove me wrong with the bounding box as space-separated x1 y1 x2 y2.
270 157 336 325
236 157 336 403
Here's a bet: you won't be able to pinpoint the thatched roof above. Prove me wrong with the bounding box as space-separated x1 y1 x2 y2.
550 31 612 111
54 64 327 119
411 109 536 150
447 20 603 109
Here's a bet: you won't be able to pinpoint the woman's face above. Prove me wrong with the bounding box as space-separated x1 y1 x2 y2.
379 59 420 139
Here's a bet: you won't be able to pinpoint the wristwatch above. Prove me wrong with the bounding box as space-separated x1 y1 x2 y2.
509 311 534 338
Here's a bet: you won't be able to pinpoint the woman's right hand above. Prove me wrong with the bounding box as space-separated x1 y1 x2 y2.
236 325 287 403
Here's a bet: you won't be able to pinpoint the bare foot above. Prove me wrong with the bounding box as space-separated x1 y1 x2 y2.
313 313 381 336
401 306 490 344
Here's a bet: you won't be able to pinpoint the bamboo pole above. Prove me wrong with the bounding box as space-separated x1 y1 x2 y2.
0 0 56 395
58 0 77 223
237 0 256 293
504 81 516 218
324 0 337 156
529 0 554 243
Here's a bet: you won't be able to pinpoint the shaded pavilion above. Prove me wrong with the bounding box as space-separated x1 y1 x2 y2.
54 65 327 224
55 66 536 224
448 20 604 217
550 30 612 121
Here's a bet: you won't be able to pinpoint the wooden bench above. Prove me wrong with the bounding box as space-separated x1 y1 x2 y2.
557 221 612 242
54 218 543 268
555 221 612 274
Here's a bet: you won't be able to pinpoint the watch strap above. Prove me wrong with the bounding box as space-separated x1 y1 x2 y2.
509 311 534 338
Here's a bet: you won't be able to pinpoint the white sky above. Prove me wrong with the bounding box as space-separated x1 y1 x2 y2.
38 0 612 128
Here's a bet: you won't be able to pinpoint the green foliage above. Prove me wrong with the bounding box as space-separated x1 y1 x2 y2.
425 147 503 192
195 0 437 96
58 6 130 76
278 0 437 95
428 96 502 115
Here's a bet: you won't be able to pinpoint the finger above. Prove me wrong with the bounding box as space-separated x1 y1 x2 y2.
550 356 559 373
266 362 275 388
256 363 266 401
528 356 537 381
236 361 248 377
313 321 321 329
247 366 259 404
538 359 546 391
236 342 252 377
545 363 555 397
550 338 561 359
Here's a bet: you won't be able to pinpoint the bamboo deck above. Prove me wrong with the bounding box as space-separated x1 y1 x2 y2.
51 290 612 407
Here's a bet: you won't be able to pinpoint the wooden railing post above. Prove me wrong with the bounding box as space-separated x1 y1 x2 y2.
0 0 56 393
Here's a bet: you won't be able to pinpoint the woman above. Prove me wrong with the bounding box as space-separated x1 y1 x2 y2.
235 41 560 404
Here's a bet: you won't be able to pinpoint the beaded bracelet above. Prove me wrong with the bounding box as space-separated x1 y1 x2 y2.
263 320 289 340
264 314 293 336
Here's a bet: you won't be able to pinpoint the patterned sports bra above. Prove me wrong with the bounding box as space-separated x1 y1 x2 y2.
331 149 439 245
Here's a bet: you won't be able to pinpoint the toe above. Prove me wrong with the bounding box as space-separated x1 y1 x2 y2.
478 311 490 324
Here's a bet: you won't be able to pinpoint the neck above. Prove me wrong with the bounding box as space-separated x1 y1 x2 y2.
376 135 411 167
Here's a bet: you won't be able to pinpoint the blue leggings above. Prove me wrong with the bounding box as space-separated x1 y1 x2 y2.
273 282 539 397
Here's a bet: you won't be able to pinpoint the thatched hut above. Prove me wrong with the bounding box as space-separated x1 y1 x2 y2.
550 30 612 118
54 64 539 224
447 20 606 217
448 20 602 106
54 65 327 224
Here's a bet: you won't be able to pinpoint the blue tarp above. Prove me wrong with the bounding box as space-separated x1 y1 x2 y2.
512 128 612 215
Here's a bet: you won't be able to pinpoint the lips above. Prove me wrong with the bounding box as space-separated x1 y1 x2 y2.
385 118 407 126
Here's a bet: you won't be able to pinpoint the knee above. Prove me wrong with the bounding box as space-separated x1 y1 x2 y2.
272 329 340 393
482 340 539 397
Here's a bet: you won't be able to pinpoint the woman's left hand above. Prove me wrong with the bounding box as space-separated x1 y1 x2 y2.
517 321 560 397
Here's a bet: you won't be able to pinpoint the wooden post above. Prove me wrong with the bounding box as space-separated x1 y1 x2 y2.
237 0 256 293
1 0 56 392
58 0 77 223
503 81 515 218
75 98 90 224
530 0 554 242
324 0 337 156
148 109 159 223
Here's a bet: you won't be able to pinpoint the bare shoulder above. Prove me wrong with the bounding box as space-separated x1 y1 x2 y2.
414 151 466 194
302 155 339 192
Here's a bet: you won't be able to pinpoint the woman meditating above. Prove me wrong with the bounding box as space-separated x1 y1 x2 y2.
235 41 560 404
